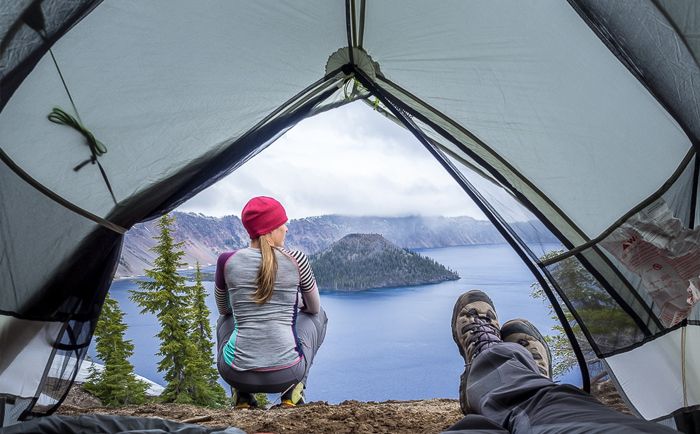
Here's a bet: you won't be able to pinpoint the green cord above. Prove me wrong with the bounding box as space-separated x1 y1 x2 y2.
47 106 118 205
48 107 107 156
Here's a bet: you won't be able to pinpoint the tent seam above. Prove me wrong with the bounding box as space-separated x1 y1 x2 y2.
541 148 697 266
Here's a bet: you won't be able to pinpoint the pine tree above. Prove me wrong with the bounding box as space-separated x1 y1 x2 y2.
185 262 227 406
85 293 149 406
130 214 196 403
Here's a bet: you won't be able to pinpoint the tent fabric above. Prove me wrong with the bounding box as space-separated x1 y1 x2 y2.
0 413 245 434
574 0 700 148
1 0 699 431
0 1 102 112
605 325 700 421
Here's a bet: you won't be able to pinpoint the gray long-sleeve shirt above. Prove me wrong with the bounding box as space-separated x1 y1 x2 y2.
215 247 320 371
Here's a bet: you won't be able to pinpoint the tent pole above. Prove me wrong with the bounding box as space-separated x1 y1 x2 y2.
354 69 592 392
345 0 355 65
689 154 699 229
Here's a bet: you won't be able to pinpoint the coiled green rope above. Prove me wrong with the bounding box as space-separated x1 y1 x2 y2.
47 106 117 204
48 107 107 170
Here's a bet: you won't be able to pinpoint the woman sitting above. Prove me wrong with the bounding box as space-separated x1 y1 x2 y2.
215 196 328 408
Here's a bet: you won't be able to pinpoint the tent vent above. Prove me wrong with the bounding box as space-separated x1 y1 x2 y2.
325 47 382 81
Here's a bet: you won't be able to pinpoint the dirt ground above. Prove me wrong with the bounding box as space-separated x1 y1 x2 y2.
57 380 630 434
59 393 463 434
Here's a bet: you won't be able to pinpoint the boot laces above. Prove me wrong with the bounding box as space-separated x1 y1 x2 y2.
462 315 500 358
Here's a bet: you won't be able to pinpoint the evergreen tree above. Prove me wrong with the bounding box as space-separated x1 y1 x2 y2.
85 293 149 406
130 214 197 403
185 262 227 405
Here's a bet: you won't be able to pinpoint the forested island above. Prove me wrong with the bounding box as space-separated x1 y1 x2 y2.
309 233 460 291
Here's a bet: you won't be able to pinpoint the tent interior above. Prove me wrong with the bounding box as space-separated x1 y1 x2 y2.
1 1 699 432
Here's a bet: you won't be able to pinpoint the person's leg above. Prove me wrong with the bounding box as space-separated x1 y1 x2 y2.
451 290 680 434
216 314 258 408
468 344 680 433
295 307 328 384
274 307 328 406
442 414 510 433
216 314 234 359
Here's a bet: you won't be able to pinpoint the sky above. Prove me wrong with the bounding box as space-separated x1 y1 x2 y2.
178 101 523 220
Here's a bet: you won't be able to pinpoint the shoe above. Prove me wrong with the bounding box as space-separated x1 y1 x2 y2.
501 318 552 379
451 290 501 414
280 382 305 407
232 389 258 409
451 290 502 363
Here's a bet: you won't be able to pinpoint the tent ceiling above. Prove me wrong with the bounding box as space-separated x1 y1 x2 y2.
363 1 691 238
0 1 347 217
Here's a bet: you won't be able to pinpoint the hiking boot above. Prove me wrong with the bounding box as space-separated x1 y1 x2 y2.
232 389 258 409
501 318 552 379
451 290 501 414
280 382 305 407
451 290 501 363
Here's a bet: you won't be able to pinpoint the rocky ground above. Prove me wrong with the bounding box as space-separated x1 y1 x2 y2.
57 381 631 434
59 389 463 434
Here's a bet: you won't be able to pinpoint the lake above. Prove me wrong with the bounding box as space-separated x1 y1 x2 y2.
95 243 580 403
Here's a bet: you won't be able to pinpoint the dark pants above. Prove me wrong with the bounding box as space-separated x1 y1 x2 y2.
444 343 680 433
216 308 328 394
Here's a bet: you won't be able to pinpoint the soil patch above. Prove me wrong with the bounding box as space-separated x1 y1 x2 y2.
57 380 632 433
58 398 463 434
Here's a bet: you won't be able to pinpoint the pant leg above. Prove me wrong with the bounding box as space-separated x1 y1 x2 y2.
216 314 236 389
467 343 680 433
216 314 234 361
442 414 510 433
295 307 328 384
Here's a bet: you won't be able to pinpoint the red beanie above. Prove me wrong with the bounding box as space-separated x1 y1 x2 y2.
241 196 288 239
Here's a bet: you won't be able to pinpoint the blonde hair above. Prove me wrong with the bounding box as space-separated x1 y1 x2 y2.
253 233 277 304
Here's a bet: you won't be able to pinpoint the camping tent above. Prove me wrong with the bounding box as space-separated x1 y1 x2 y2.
1 0 699 431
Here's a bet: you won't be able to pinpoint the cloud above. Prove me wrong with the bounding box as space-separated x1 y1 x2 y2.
178 101 492 219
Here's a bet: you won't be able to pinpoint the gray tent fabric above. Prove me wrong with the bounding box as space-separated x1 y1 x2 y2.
1 1 699 432
0 414 245 434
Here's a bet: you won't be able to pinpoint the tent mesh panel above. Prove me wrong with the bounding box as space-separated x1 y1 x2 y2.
544 254 646 355
31 319 92 415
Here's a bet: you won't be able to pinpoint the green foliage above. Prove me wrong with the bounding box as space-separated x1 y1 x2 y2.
185 263 227 406
310 234 459 290
254 393 269 407
84 294 149 406
532 250 639 381
130 214 225 406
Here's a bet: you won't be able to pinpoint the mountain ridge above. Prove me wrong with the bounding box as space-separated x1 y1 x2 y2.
117 212 557 278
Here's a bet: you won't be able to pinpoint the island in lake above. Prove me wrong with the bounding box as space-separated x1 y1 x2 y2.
309 233 460 291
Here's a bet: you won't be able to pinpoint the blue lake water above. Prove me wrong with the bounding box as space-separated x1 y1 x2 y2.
95 243 580 403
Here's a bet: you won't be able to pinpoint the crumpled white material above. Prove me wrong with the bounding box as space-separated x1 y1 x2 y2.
602 199 700 327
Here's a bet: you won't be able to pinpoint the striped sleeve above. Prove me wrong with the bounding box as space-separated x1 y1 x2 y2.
284 249 320 314
286 250 316 292
215 252 235 315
